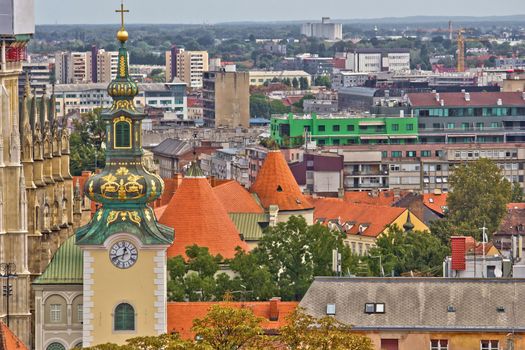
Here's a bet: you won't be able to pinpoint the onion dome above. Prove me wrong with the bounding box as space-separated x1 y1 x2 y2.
76 5 173 247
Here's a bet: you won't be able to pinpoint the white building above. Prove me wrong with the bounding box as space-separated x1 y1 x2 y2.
248 70 311 86
338 49 411 73
332 71 369 88
301 17 343 41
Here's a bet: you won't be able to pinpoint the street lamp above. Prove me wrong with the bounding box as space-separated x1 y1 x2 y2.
0 263 17 327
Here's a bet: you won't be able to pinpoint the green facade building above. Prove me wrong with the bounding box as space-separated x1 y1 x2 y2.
271 113 419 147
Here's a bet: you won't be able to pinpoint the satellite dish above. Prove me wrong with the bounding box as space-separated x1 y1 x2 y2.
494 268 503 278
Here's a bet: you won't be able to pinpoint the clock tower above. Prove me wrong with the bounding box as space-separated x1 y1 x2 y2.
75 3 174 346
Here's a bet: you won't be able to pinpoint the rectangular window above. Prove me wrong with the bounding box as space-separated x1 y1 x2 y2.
447 123 455 129
421 150 431 157
392 151 402 158
406 124 414 131
318 125 325 132
78 304 83 323
50 304 62 323
347 125 355 131
431 339 449 350
406 151 416 157
333 125 340 132
392 124 399 131
481 340 499 350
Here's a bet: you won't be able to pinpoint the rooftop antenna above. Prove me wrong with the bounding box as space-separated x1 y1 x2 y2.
479 223 488 278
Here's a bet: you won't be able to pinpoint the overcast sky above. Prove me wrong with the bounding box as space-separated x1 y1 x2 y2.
36 0 524 25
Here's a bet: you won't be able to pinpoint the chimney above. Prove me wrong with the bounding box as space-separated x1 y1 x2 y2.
451 236 466 271
464 92 470 102
497 98 502 106
435 93 440 102
440 99 445 107
269 297 281 321
522 91 525 101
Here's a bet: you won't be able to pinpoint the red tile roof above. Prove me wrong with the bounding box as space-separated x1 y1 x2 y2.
507 203 525 210
159 175 248 259
343 191 403 206
422 193 448 216
250 151 313 211
408 92 525 108
313 198 406 237
167 301 298 340
0 322 28 350
213 181 264 213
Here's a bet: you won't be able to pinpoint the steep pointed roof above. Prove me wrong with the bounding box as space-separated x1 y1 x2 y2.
159 171 248 259
213 181 264 214
250 150 313 211
0 321 29 350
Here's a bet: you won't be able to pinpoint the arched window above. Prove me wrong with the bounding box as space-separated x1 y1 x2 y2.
114 120 131 149
114 303 135 331
46 342 65 350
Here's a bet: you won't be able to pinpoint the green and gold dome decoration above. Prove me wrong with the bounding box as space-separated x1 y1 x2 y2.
77 2 173 246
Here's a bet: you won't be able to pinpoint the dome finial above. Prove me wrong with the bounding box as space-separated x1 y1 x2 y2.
115 0 129 43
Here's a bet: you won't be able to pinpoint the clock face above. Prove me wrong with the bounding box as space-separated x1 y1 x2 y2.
109 240 138 269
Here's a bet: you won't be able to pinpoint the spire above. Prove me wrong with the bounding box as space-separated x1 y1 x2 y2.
186 160 204 178
40 85 48 134
30 87 37 131
50 83 57 129
20 74 31 131
403 211 415 232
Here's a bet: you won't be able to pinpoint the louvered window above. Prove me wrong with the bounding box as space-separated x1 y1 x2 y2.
115 120 131 148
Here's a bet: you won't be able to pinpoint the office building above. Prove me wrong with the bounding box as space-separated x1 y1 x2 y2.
248 70 311 87
338 49 411 73
165 46 209 88
301 17 343 41
203 71 250 128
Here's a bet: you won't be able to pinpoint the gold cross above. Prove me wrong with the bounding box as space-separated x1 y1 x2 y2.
115 1 129 29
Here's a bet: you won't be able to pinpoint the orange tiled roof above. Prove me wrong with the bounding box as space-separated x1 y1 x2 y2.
250 151 313 211
0 321 28 350
507 203 525 210
159 175 248 259
167 301 298 339
422 193 448 215
343 191 403 206
314 198 406 237
213 181 264 214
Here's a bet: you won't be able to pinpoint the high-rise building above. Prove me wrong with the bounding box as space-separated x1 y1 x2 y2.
301 17 343 41
165 46 208 88
202 71 250 128
54 49 120 84
18 60 52 96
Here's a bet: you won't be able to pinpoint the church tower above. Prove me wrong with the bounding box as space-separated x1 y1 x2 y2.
76 4 174 346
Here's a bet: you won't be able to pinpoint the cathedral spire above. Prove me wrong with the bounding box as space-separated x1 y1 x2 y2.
40 86 49 135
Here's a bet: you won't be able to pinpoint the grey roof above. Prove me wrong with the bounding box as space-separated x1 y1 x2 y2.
299 277 525 332
151 138 191 158
337 87 380 98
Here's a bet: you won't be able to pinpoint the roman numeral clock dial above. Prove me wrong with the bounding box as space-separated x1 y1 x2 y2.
109 240 138 269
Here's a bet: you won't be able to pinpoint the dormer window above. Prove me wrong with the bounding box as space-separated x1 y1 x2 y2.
114 116 132 149
276 185 283 192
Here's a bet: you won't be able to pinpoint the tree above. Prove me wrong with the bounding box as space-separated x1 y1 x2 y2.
70 109 106 175
511 182 523 203
279 308 374 350
367 225 449 277
314 75 331 88
81 334 194 350
299 77 309 90
192 304 269 350
447 158 511 238
252 216 352 301
291 77 299 89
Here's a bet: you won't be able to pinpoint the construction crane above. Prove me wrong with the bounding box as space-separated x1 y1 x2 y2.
456 28 497 72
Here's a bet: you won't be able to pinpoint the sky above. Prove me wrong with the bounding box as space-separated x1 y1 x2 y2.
36 0 524 25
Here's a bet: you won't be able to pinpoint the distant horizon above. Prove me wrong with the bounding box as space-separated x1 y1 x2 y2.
35 14 525 26
35 0 525 25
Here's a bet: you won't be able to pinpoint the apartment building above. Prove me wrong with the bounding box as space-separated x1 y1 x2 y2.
165 46 209 88
271 113 418 147
55 50 120 84
19 60 52 96
202 71 250 128
332 71 369 89
332 143 525 193
300 17 343 41
408 91 525 143
336 49 411 73
53 81 187 116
